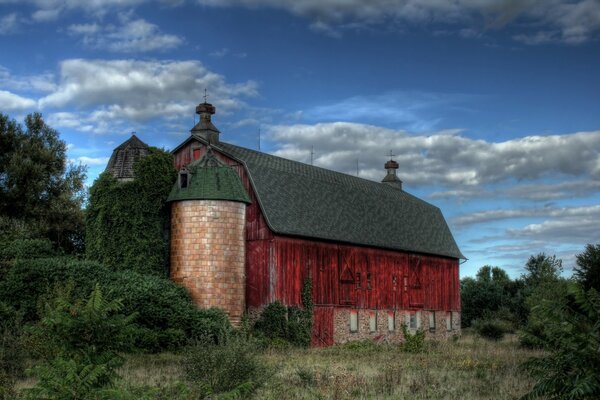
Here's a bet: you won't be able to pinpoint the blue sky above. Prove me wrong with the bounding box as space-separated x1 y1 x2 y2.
1 0 599 278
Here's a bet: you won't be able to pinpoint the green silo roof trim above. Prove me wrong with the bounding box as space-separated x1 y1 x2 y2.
167 149 251 204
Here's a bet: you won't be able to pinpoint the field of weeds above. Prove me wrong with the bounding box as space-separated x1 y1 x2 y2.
114 332 539 400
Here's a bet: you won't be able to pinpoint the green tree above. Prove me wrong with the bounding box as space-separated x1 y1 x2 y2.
522 253 562 288
574 244 600 291
461 266 513 328
0 113 86 252
85 148 176 276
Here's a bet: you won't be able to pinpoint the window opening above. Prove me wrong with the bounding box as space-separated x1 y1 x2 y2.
429 311 436 332
388 311 395 332
350 310 358 333
369 311 377 333
179 171 188 188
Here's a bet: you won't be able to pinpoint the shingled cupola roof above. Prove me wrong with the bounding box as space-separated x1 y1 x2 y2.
167 148 251 204
381 157 403 190
105 134 150 181
191 101 220 144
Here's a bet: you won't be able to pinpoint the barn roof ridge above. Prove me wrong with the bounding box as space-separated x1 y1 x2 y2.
190 135 464 260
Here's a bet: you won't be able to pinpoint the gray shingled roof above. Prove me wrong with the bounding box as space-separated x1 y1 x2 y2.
106 134 150 180
206 139 464 260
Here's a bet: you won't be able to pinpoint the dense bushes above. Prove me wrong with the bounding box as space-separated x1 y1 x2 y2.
24 285 135 399
184 335 269 398
472 319 506 341
522 284 600 399
253 279 313 347
0 257 231 352
85 148 176 276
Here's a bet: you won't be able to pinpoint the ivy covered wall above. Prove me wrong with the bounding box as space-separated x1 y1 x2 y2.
85 148 177 276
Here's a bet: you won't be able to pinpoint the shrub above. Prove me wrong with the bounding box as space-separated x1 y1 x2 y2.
0 257 231 352
0 302 26 400
400 324 426 353
252 279 313 347
522 284 600 400
184 335 269 398
473 319 505 341
24 284 135 399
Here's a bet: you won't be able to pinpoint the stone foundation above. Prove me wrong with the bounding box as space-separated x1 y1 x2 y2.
170 200 246 326
332 308 460 344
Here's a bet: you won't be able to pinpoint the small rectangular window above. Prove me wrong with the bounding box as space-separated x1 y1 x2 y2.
446 312 452 331
416 311 422 330
429 311 436 332
179 172 188 188
369 311 377 333
409 313 417 330
451 312 459 330
366 272 372 290
356 272 361 289
388 311 395 332
350 310 358 333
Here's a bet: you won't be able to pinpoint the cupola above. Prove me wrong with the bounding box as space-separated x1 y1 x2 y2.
191 100 220 144
381 155 403 190
105 134 150 181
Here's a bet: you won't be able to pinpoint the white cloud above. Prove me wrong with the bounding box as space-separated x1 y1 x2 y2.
0 90 36 111
68 16 183 53
266 122 600 187
38 58 258 132
0 65 56 93
71 156 110 166
0 13 19 34
31 8 61 21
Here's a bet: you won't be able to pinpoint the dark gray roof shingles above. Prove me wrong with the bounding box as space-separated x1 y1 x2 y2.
201 138 464 260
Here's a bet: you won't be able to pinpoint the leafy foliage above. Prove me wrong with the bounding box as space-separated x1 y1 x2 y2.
521 284 600 400
253 279 313 347
85 148 176 276
400 324 425 353
184 335 269 398
574 243 600 291
25 284 135 399
0 113 86 253
522 253 563 288
473 319 506 341
0 257 231 352
0 302 26 400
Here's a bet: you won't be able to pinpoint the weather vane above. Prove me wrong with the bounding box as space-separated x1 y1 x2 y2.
203 88 208 103
388 150 396 160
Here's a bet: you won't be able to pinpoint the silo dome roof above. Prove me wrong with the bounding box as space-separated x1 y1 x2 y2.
167 148 251 204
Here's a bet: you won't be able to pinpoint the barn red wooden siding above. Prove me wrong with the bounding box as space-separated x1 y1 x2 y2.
173 140 460 343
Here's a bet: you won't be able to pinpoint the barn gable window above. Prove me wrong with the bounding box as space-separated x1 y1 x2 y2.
429 311 436 332
350 310 358 333
369 311 377 333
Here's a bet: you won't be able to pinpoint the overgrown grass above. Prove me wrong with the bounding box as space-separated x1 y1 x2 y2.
105 332 539 399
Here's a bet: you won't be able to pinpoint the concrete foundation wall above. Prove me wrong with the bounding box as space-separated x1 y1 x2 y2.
170 200 246 326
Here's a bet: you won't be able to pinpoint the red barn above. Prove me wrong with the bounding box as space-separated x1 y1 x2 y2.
168 102 464 346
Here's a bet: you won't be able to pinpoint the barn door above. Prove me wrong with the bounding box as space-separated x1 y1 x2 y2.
339 252 355 305
409 255 424 307
311 307 334 347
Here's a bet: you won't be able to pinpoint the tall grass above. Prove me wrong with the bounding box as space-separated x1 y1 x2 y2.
108 331 539 399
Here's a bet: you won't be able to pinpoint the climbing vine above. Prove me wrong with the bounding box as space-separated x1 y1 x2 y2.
85 148 176 276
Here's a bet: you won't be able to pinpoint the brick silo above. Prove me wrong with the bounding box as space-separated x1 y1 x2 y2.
167 148 251 326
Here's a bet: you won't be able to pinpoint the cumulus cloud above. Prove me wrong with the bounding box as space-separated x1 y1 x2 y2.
197 0 600 44
266 122 600 187
68 16 183 52
70 156 110 166
0 90 37 111
38 58 258 132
